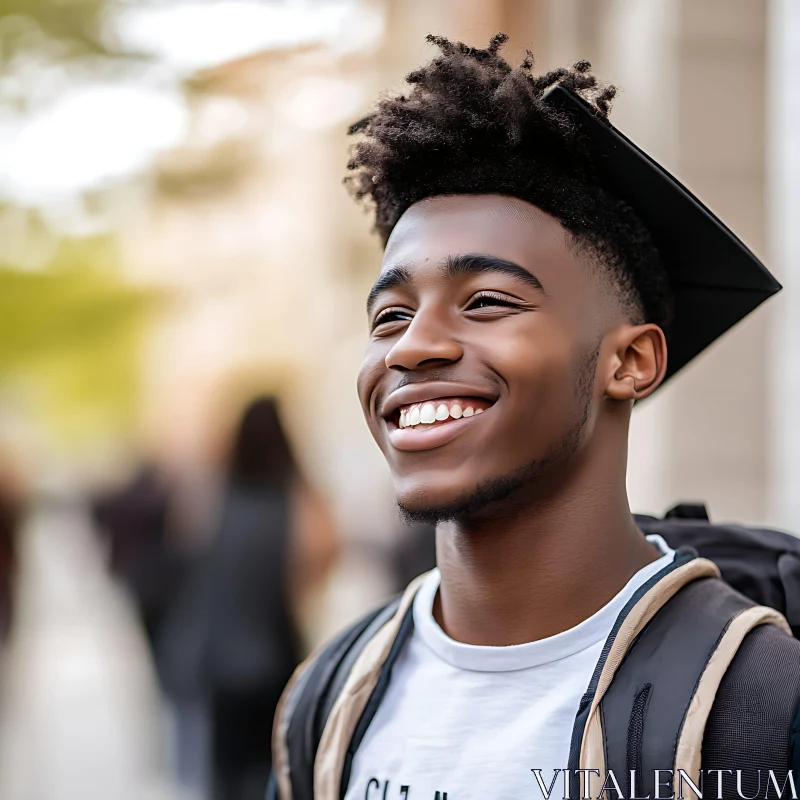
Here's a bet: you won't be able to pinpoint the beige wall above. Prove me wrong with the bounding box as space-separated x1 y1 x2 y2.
767 0 800 533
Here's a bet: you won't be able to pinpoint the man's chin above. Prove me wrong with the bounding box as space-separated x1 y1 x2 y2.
395 468 534 527
396 496 467 527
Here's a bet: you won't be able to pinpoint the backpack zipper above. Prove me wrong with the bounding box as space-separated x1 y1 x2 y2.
626 683 652 798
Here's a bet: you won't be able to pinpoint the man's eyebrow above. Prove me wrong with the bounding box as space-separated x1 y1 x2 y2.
443 253 546 293
367 265 412 315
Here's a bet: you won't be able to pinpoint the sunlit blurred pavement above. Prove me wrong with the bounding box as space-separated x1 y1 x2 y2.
0 491 184 800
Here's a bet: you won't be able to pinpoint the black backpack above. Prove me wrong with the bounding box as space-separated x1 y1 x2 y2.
636 503 800 637
267 504 800 800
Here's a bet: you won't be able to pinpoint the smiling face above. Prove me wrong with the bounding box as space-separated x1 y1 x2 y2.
357 194 656 524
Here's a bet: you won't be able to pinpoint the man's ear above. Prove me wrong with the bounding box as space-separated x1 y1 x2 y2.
604 324 668 401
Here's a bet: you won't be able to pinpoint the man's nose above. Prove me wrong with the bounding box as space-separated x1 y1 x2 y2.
385 312 463 371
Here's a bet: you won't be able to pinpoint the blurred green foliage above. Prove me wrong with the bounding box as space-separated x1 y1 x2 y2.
0 0 124 61
0 229 164 441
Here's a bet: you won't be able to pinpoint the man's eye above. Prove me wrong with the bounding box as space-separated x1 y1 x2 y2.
373 308 412 329
467 293 518 310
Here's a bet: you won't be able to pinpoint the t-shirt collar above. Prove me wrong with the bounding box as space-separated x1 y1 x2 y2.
412 534 675 673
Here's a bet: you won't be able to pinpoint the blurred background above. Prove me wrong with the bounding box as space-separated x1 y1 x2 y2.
0 0 798 798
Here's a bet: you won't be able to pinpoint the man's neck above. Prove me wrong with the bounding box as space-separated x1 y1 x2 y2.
432 449 661 647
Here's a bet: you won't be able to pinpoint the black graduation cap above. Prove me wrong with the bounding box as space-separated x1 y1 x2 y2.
543 85 782 386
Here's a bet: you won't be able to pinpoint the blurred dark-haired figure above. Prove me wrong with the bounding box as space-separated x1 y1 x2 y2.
161 395 338 800
92 463 179 658
0 467 21 647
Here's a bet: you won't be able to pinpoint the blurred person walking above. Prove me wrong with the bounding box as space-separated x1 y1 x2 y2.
0 476 180 799
0 464 22 648
160 396 338 800
92 463 181 660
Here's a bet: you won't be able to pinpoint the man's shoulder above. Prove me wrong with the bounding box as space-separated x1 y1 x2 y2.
300 595 404 682
720 622 800 697
272 597 405 799
703 622 800 772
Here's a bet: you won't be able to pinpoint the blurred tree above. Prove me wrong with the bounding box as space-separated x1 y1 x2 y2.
0 221 164 441
0 0 112 60
0 0 173 110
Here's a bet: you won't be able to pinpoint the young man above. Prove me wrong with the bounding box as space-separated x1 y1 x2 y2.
270 35 800 800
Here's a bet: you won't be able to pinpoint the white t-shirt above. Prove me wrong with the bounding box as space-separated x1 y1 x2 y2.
343 535 675 800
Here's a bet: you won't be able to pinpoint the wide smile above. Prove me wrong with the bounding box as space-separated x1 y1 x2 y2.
380 383 498 452
394 395 492 428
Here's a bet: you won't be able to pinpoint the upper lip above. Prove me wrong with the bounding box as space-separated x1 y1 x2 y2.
380 381 499 419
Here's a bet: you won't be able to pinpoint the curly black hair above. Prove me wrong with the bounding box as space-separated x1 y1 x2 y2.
345 33 672 332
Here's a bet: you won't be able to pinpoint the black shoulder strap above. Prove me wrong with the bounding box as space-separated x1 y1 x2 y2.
280 596 402 800
600 577 754 799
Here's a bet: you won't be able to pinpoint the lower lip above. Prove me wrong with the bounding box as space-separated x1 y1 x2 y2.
385 411 488 452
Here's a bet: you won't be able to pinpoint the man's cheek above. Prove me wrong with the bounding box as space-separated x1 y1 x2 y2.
356 358 382 414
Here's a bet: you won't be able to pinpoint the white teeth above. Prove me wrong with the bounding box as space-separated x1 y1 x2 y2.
398 400 489 428
420 403 436 424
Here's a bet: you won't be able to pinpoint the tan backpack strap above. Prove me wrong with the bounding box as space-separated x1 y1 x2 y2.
580 557 720 796
273 631 329 800
313 572 427 800
674 606 791 796
272 574 426 800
